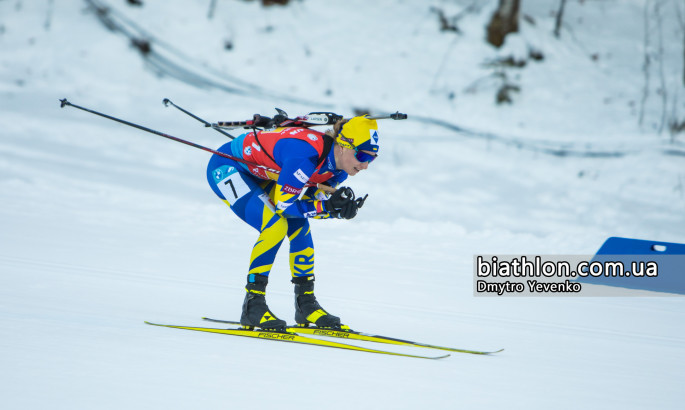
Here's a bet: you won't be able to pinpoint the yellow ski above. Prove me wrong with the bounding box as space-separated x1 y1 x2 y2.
202 317 503 355
145 322 450 360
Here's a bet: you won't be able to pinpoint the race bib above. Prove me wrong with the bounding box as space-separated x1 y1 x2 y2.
214 166 251 205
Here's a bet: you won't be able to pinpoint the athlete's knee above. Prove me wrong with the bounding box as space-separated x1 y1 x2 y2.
260 214 288 243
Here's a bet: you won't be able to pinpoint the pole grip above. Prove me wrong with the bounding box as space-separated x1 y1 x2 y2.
316 184 336 194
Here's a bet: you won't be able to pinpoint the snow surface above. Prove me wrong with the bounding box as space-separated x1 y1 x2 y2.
1 0 684 409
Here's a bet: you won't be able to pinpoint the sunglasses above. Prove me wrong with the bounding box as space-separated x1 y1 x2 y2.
355 149 377 163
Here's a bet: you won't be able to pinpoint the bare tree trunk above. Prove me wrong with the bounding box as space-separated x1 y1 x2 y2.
639 1 651 128
553 0 567 38
486 0 520 48
677 1 685 86
44 0 55 30
207 0 217 20
655 1 667 134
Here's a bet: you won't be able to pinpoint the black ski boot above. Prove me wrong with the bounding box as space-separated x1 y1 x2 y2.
240 274 287 332
292 276 341 329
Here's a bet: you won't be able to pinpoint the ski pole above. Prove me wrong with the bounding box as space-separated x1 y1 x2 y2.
162 98 235 140
60 98 240 160
58 98 336 194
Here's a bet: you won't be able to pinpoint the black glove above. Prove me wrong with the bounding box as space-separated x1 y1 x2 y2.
325 187 368 220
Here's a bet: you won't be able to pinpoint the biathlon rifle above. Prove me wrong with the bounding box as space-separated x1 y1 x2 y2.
212 108 407 131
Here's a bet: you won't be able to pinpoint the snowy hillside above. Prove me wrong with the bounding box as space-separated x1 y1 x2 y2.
1 0 684 409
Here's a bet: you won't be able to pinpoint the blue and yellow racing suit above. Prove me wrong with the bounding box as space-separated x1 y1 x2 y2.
206 127 347 279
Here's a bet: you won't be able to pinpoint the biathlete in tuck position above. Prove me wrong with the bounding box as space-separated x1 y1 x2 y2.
206 116 380 331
